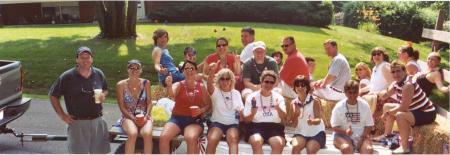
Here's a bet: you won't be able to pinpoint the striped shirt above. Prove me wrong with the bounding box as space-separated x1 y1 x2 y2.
393 76 435 112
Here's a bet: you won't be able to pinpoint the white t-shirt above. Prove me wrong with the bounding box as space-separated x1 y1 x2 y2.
210 88 244 125
331 98 374 138
360 79 370 87
243 90 286 123
240 42 255 62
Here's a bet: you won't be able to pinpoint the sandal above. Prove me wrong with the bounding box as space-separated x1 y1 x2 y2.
392 147 410 154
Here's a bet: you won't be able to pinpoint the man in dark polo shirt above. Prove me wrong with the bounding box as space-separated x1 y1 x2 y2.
49 46 110 153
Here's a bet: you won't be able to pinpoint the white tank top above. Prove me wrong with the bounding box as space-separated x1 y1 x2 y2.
294 95 325 137
369 61 390 93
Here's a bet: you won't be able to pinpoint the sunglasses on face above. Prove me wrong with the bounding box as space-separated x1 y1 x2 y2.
220 77 231 81
216 44 228 48
128 67 141 70
372 53 382 56
184 67 195 71
280 44 291 48
295 83 308 88
263 80 276 85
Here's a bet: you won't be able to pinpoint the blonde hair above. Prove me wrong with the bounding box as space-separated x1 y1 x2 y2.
355 62 372 80
214 68 236 90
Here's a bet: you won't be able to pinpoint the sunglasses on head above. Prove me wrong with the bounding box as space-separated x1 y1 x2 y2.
263 80 276 85
216 44 228 48
220 77 231 81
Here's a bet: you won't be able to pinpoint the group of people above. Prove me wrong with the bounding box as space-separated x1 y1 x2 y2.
48 27 448 154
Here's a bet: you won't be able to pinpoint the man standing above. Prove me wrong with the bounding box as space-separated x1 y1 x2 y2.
241 41 279 100
279 36 310 100
49 46 110 153
239 27 256 63
313 39 351 101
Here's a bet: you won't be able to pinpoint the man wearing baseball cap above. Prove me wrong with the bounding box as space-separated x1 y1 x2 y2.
241 41 279 101
49 46 111 153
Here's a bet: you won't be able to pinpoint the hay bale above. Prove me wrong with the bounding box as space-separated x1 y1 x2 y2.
151 85 166 101
361 94 377 115
412 114 450 154
319 99 338 129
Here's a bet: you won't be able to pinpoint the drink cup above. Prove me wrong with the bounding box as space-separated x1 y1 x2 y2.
189 106 199 117
94 89 102 104
135 113 145 127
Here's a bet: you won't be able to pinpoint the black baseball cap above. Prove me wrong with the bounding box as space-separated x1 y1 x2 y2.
76 46 93 56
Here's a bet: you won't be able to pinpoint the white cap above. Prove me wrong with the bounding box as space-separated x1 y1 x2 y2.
252 41 266 52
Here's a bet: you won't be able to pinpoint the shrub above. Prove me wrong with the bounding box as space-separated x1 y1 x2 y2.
358 22 380 34
147 1 334 27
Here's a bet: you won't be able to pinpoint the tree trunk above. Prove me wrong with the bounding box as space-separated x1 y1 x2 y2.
95 1 138 39
126 1 138 38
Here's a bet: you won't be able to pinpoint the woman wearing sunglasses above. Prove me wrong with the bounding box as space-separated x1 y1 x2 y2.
360 47 394 96
203 37 241 76
159 60 210 154
116 60 153 154
290 75 326 154
205 66 244 154
243 70 287 154
377 61 436 154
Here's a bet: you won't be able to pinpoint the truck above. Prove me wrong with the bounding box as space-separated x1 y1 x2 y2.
0 60 31 134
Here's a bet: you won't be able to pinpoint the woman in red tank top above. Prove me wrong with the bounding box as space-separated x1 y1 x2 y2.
159 61 210 154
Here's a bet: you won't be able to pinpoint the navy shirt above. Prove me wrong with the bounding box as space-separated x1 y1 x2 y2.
49 67 108 117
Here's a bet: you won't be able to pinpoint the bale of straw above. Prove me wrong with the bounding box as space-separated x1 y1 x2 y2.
412 114 450 154
362 94 383 135
320 99 338 128
151 85 166 101
361 94 377 115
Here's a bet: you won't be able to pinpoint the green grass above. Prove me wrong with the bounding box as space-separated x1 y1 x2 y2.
1 22 448 108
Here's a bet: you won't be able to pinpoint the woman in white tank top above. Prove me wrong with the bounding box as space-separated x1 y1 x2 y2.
290 75 326 154
360 47 394 95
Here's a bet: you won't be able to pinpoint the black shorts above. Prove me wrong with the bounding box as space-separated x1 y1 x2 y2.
293 131 326 148
247 122 285 142
411 109 436 127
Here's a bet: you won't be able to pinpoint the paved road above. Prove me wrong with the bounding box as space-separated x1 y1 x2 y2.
0 99 122 153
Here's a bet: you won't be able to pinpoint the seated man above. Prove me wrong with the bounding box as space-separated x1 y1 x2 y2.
241 41 279 101
313 39 351 101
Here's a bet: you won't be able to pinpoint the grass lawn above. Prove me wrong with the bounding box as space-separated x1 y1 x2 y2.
1 22 448 108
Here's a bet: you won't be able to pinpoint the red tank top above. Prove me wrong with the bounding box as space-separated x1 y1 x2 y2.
172 81 205 116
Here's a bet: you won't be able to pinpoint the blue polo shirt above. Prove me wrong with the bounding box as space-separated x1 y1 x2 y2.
49 67 108 117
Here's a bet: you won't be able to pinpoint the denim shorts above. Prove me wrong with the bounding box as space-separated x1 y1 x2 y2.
333 133 355 147
168 115 204 133
209 122 239 134
293 131 326 148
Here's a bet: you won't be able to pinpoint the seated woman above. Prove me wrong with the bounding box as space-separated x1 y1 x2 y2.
355 62 371 91
206 67 244 154
116 60 153 154
416 52 449 96
203 37 241 76
377 61 436 154
397 43 421 76
151 29 184 86
159 61 210 154
360 47 394 96
290 75 326 154
331 80 374 154
243 70 287 154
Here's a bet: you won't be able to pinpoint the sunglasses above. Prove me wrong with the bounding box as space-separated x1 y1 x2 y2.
216 44 228 48
220 77 231 81
184 67 195 71
372 53 382 56
263 80 276 85
128 67 141 70
280 44 291 48
295 83 308 88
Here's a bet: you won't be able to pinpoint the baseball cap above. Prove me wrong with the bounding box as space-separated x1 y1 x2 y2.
76 46 92 56
252 41 266 52
127 59 142 68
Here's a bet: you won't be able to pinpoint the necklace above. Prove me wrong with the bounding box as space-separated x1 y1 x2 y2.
220 89 233 110
259 91 274 117
183 81 198 104
345 100 360 123
252 58 266 75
